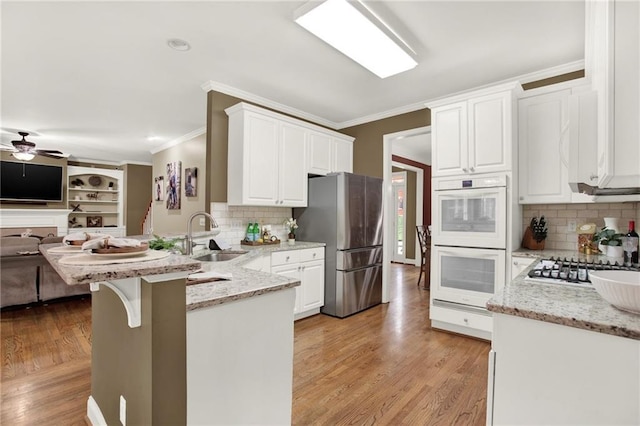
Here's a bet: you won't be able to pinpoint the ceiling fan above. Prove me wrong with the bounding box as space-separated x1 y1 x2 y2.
1 132 69 161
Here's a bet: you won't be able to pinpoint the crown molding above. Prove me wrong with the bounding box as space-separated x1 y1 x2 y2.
149 127 206 154
201 80 339 129
336 60 585 128
201 60 585 131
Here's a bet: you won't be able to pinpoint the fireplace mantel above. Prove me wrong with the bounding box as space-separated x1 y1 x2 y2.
0 209 71 236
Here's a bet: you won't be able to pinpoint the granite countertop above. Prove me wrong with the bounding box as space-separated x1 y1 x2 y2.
41 240 325 310
40 242 201 285
488 249 640 340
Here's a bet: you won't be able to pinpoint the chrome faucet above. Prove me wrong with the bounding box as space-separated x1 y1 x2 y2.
186 211 219 256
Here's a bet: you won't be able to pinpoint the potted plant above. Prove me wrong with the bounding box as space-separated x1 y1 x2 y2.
522 216 547 250
284 218 298 245
592 227 624 258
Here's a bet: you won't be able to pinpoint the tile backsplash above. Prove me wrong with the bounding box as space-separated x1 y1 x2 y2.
523 202 640 251
209 202 293 245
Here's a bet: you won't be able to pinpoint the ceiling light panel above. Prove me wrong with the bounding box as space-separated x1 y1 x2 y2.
295 0 417 78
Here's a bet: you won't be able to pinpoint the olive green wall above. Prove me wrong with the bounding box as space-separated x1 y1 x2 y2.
124 163 152 236
522 70 585 91
152 133 207 234
206 91 244 204
0 152 68 209
341 110 431 178
392 167 417 260
92 278 187 425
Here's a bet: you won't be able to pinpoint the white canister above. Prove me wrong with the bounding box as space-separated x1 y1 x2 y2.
603 217 620 233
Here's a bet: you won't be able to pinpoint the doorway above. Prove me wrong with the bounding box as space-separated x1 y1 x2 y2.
392 171 407 263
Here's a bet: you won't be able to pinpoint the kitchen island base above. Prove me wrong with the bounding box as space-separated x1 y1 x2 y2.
488 313 640 425
187 287 296 425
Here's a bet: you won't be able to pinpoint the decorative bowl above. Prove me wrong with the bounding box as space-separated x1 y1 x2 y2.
589 270 640 314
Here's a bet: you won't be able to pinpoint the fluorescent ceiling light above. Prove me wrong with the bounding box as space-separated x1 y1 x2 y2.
12 152 35 161
295 0 417 78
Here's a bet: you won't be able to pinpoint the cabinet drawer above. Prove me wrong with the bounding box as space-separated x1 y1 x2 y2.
299 247 324 263
271 250 301 267
430 304 493 333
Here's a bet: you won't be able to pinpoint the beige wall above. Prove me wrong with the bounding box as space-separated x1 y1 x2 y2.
124 163 152 236
522 202 640 250
341 110 431 178
152 133 207 234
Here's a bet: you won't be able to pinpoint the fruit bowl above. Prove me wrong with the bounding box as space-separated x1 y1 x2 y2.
589 270 640 314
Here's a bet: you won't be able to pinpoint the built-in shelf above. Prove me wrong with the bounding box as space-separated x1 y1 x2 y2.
67 166 124 233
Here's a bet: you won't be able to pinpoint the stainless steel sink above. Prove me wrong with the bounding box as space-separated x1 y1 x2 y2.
194 251 248 262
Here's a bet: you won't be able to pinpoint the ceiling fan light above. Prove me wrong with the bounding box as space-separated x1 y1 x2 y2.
12 152 35 161
294 0 417 78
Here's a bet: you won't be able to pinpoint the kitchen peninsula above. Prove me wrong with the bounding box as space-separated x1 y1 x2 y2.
40 242 304 426
486 251 640 425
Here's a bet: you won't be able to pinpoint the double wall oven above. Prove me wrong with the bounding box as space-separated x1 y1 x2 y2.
431 175 507 312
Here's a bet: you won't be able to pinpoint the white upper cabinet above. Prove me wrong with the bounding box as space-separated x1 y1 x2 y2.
518 89 571 203
518 83 598 204
428 83 518 177
226 103 354 206
587 0 640 189
226 103 307 207
307 131 353 176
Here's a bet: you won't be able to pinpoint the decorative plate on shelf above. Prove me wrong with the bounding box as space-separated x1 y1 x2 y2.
88 175 102 187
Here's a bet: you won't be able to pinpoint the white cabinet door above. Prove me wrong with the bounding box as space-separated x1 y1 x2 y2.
278 123 307 207
242 112 280 205
307 131 333 176
271 263 302 313
518 90 572 204
300 259 324 311
333 138 353 173
431 101 468 176
468 91 512 174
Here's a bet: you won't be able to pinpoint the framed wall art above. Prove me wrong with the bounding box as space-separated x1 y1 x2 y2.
166 161 181 210
87 216 103 228
154 176 164 201
185 167 197 197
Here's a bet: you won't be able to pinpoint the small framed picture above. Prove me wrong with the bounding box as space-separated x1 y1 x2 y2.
185 167 197 197
154 176 164 201
87 216 103 228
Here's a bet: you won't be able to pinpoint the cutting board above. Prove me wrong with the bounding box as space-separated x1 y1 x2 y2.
59 250 170 265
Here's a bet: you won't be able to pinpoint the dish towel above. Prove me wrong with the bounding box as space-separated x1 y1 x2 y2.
63 231 106 244
81 237 144 250
188 270 233 281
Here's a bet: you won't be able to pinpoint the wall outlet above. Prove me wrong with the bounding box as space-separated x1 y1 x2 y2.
199 217 205 226
119 395 126 426
567 220 577 233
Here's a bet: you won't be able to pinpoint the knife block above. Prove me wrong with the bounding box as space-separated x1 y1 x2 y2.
522 226 546 250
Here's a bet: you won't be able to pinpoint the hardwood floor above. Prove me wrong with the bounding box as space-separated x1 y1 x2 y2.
1 264 489 425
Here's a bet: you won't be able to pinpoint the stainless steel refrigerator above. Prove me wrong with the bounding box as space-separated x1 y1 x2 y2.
294 172 383 318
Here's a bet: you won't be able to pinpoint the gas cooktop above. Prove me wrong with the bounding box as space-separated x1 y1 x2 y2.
525 256 639 288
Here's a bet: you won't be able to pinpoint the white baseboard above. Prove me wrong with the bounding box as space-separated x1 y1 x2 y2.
87 395 107 426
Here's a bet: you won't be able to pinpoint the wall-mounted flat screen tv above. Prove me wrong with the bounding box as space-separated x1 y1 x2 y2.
0 160 64 202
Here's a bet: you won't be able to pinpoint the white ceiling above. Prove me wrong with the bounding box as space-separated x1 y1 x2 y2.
1 1 585 164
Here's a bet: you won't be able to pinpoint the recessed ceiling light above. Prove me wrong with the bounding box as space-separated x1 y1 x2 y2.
167 38 191 52
147 135 162 141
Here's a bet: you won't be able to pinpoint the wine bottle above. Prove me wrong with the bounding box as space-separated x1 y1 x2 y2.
625 220 639 265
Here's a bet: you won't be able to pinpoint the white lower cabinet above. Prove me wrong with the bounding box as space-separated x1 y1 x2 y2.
510 256 536 279
488 313 640 425
271 247 325 320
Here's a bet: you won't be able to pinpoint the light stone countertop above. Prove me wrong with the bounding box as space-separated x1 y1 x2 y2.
185 241 325 311
488 249 640 340
41 241 325 311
